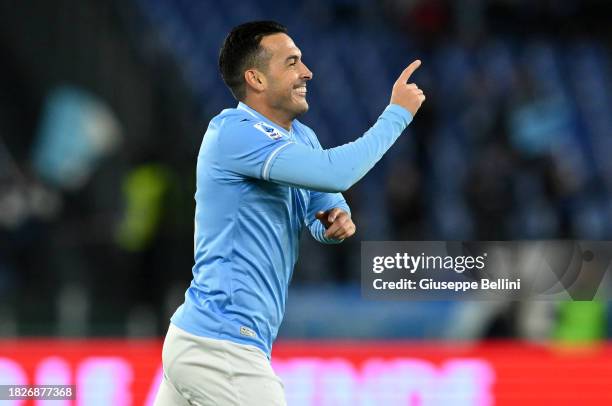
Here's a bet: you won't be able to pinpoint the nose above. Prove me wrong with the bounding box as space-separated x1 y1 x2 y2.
300 61 313 81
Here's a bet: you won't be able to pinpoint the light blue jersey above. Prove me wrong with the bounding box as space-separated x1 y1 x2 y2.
171 102 412 357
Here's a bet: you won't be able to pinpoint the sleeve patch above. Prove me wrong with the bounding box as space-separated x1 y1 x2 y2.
254 122 283 140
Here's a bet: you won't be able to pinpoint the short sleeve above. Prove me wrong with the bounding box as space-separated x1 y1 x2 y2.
216 120 294 179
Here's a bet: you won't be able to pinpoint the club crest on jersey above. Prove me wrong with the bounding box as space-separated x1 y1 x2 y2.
254 122 283 140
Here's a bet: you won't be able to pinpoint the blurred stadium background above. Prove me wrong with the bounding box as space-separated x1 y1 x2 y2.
1 0 612 404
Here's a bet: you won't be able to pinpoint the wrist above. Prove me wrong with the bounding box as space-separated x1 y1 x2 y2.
386 104 413 126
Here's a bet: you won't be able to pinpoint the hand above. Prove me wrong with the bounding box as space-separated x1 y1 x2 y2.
390 59 426 117
315 208 356 240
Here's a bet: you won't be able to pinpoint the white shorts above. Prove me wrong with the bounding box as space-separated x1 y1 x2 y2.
153 323 286 406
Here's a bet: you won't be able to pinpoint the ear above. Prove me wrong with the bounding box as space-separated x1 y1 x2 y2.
244 69 266 93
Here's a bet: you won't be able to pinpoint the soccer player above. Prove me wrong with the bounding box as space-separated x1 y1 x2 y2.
154 21 425 405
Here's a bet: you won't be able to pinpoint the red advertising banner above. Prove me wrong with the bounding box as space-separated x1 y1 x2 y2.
0 339 611 405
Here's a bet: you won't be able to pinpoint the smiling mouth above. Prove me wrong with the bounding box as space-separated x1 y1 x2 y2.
293 85 307 97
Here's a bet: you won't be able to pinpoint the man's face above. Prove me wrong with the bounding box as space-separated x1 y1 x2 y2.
258 33 313 118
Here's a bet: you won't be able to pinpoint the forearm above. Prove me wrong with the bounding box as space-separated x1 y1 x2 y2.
267 104 412 192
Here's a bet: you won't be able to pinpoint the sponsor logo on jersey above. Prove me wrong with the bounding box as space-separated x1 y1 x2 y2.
254 122 283 140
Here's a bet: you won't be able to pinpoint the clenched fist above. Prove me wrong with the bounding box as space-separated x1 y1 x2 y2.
390 60 426 117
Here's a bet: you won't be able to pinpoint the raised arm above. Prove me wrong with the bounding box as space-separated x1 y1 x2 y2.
267 60 426 192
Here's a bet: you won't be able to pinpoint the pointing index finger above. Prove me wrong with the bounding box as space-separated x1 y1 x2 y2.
396 60 422 84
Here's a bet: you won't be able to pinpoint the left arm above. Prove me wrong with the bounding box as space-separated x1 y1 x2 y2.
306 190 355 244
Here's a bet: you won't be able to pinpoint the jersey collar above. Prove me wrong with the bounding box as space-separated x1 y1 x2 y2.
237 102 294 139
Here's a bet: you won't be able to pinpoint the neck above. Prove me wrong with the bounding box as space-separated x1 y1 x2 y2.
241 99 292 131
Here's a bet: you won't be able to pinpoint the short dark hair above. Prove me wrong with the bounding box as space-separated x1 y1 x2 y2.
219 21 288 101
